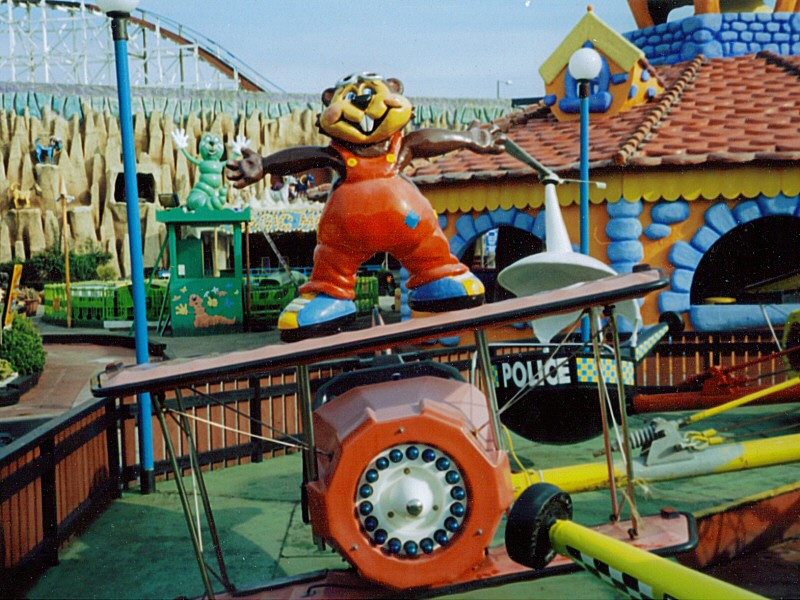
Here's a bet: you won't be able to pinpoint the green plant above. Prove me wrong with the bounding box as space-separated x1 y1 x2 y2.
96 263 118 282
0 358 16 381
1 315 46 375
19 242 113 286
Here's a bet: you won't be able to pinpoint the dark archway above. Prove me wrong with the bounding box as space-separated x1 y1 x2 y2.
248 231 316 271
461 225 544 303
691 215 800 305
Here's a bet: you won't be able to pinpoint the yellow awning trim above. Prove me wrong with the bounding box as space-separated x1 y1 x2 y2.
422 166 799 214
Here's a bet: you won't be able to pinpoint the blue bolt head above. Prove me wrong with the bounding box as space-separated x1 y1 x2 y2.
420 537 435 554
450 502 465 517
445 470 461 484
445 516 460 532
434 529 449 545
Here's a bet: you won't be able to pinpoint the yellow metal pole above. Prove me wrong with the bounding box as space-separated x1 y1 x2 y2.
683 376 800 426
511 432 800 497
60 182 71 329
549 519 764 599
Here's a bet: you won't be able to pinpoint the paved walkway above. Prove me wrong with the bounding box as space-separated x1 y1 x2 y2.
0 310 283 429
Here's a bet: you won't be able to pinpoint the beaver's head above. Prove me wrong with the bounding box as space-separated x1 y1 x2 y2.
319 72 413 145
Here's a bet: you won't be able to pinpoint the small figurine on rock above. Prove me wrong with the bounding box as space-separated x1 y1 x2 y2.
226 72 506 341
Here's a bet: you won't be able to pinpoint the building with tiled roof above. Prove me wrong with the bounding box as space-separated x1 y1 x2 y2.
413 4 800 332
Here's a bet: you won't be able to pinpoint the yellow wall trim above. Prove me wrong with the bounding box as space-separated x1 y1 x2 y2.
421 165 800 213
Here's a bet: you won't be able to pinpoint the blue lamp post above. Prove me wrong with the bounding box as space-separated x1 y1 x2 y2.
96 0 155 494
568 47 602 342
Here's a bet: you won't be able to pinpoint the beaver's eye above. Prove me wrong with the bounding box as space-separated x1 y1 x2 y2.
362 88 374 98
346 91 356 101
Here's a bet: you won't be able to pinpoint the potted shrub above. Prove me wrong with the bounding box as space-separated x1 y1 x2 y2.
0 358 19 406
18 287 41 316
0 315 47 404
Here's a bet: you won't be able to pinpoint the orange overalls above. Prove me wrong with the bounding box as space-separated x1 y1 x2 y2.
300 131 468 300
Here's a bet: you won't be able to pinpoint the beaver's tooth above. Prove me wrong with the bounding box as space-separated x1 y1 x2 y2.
360 115 374 132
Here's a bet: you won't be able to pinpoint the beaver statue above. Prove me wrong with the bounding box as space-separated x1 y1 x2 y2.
226 72 506 341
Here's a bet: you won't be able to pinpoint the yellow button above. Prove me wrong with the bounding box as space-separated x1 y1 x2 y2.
347 157 358 167
386 153 397 163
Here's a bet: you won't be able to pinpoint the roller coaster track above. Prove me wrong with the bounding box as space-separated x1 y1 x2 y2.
0 0 285 92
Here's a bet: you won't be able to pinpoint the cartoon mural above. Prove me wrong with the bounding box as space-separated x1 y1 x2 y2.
170 283 241 332
226 72 506 341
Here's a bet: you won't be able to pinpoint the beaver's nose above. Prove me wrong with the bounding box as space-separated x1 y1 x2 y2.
351 93 372 111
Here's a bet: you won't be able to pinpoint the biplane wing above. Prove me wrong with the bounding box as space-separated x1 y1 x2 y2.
91 268 668 397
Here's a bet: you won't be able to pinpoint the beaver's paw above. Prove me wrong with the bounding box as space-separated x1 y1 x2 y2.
407 272 485 313
278 293 357 342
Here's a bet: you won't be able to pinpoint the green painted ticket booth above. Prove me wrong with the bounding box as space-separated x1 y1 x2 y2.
157 206 251 336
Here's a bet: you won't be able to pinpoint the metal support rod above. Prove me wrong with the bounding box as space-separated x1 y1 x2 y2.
296 364 324 549
173 389 234 592
152 392 215 599
475 329 506 451
606 307 639 537
109 12 154 492
588 308 620 519
297 364 317 483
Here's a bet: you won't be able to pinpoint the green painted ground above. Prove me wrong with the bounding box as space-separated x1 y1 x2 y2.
28 406 800 599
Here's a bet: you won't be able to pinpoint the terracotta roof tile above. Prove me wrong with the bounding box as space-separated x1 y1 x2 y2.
411 52 800 185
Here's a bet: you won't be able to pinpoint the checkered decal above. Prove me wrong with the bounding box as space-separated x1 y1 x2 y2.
575 357 635 386
566 545 658 600
634 322 669 362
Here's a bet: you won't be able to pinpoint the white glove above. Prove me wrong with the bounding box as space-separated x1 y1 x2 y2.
171 128 190 150
231 134 251 156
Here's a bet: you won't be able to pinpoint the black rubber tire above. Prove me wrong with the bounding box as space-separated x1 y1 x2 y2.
505 483 573 569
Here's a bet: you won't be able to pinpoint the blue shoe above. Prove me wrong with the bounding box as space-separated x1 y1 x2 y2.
408 272 485 313
278 293 357 342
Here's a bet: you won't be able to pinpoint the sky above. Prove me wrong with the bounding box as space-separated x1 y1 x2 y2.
134 1 641 99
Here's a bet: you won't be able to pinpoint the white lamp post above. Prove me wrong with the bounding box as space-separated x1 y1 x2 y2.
568 46 602 343
496 79 513 99
95 0 155 494
568 47 602 257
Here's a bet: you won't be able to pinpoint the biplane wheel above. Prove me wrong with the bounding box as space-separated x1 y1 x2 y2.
355 443 469 559
505 483 573 569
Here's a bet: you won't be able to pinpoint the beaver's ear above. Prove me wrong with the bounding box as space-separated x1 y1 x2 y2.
321 87 336 106
386 78 404 95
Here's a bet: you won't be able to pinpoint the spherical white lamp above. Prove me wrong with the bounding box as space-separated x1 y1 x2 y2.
568 47 602 82
94 0 140 15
